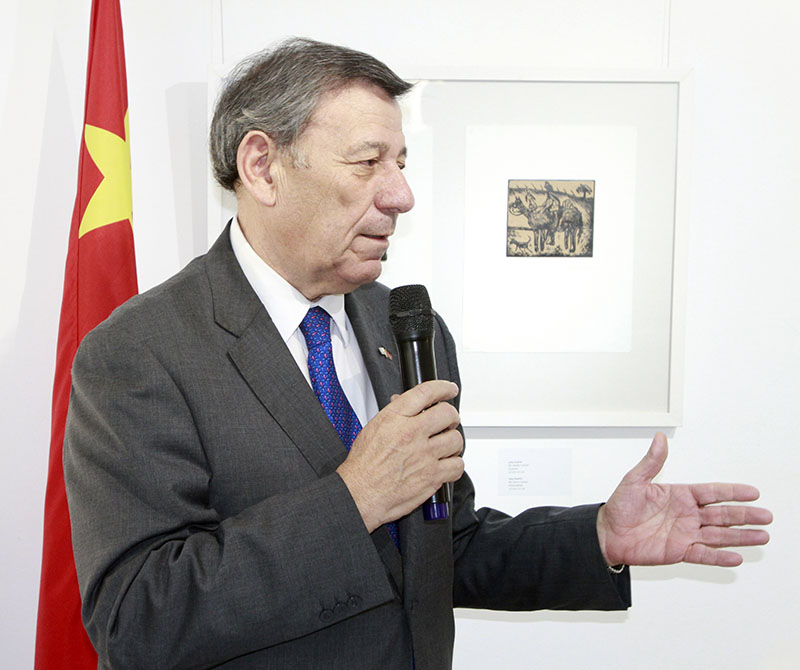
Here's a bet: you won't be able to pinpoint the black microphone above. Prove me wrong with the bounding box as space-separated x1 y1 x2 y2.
388 284 451 521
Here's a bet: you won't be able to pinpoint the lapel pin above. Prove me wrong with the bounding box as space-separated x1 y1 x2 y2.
378 346 393 361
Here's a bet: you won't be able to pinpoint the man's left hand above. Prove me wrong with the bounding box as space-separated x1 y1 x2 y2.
596 433 773 568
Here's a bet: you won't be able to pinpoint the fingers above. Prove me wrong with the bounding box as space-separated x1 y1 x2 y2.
683 544 745 567
414 398 461 439
684 530 771 567
387 381 461 453
700 504 773 528
690 482 762 506
625 432 668 485
699 526 771 549
438 454 466 485
390 380 459 417
697 504 772 549
683 507 771 567
428 424 464 459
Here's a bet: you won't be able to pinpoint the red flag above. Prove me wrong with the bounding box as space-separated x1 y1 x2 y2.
35 1 137 666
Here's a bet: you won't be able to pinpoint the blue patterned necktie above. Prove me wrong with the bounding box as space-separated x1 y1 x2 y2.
299 307 400 549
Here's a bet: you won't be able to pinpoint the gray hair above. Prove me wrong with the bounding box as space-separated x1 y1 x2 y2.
209 37 413 191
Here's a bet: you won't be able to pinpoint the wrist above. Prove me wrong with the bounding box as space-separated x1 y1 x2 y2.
336 462 381 533
596 504 621 567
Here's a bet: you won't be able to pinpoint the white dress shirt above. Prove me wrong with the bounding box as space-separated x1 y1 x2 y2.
229 217 380 427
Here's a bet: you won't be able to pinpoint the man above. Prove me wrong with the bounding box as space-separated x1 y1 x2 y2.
64 38 771 669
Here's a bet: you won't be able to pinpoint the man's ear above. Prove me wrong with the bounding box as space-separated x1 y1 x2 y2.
236 130 281 206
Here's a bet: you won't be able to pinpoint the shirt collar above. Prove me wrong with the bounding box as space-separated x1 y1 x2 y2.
229 217 351 346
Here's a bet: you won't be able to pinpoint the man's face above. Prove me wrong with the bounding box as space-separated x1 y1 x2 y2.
269 81 414 299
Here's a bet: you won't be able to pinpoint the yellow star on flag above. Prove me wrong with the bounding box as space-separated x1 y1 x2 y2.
79 109 132 238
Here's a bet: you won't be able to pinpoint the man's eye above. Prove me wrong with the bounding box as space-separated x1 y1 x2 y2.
360 159 379 167
397 162 406 170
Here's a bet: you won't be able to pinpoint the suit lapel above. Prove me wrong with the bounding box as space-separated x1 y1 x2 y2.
345 287 401 409
205 225 347 478
228 315 348 477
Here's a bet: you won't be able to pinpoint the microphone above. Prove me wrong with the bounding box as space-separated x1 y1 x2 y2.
388 284 451 521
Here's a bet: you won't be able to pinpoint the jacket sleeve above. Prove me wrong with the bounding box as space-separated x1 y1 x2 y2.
64 321 395 669
430 313 631 612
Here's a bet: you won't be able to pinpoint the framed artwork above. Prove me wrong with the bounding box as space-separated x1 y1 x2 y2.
380 70 692 427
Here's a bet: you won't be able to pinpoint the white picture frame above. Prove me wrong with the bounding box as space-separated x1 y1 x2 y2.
382 70 692 427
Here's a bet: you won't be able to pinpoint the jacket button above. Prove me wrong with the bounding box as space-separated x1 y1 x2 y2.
333 601 347 616
347 595 362 609
319 608 333 622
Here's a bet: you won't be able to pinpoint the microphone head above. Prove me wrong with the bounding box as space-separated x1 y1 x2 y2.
389 284 435 341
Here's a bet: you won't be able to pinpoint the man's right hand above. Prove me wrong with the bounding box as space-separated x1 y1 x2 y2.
336 380 464 533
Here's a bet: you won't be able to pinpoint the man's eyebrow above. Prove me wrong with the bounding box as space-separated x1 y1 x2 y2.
345 141 408 159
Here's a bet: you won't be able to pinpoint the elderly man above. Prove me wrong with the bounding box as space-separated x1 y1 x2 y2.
64 38 771 669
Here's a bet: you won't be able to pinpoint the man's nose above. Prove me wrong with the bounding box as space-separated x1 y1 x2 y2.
376 165 415 214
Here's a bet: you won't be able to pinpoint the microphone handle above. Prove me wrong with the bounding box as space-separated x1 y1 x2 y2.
396 338 451 521
397 338 437 389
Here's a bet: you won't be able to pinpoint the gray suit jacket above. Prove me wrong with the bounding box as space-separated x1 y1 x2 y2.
64 225 630 669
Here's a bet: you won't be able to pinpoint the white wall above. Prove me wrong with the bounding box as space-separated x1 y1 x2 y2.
2 1 797 667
